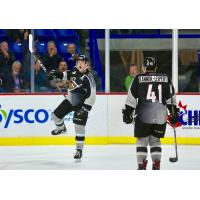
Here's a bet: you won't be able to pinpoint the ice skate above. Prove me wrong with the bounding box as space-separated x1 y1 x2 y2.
74 149 82 162
137 160 148 170
152 160 160 170
51 125 66 135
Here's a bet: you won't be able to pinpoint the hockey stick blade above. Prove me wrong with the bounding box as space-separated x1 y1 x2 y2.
169 157 178 162
169 128 178 163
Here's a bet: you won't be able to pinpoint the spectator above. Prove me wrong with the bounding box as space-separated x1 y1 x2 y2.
65 43 79 70
34 60 49 92
58 60 68 72
0 74 5 92
21 31 40 89
41 41 62 71
124 64 138 91
0 41 15 75
5 61 27 93
21 31 31 87
49 61 68 92
6 29 30 42
184 63 199 92
88 63 102 92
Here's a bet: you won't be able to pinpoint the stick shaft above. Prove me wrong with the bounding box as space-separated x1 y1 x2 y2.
170 83 178 161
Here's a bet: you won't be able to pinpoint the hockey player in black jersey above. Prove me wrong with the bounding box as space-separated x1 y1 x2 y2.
122 57 180 170
48 55 96 160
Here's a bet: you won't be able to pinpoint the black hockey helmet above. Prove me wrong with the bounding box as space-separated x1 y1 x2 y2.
143 57 157 70
77 54 89 63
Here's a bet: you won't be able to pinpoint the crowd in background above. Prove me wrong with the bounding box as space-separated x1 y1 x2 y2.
0 29 199 93
0 30 102 93
110 50 199 92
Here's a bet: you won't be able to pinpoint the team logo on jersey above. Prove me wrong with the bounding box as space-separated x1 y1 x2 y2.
167 101 200 128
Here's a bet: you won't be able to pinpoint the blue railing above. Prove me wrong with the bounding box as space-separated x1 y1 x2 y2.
88 30 105 91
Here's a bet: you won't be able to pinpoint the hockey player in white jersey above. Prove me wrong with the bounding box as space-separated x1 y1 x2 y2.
122 57 180 170
48 55 96 160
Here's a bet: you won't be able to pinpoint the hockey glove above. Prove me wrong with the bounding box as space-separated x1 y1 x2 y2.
47 70 63 81
167 105 180 125
122 105 135 124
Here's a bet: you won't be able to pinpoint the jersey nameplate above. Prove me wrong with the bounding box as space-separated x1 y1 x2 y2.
139 76 168 83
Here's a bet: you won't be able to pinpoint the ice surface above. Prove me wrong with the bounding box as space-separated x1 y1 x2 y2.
0 145 199 170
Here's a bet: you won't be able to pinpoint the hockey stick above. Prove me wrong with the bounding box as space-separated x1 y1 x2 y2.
169 85 178 163
29 34 67 99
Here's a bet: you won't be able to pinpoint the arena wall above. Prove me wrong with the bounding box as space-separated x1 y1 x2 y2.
0 94 199 145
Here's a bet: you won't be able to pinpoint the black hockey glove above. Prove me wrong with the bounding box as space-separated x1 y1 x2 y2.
122 105 135 124
47 70 64 81
167 105 180 125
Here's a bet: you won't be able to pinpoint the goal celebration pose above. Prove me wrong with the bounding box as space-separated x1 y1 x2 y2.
48 55 96 160
122 57 180 170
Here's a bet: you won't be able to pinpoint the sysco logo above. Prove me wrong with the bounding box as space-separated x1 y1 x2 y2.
0 105 49 128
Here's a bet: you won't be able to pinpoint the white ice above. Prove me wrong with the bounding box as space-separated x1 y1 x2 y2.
0 145 199 170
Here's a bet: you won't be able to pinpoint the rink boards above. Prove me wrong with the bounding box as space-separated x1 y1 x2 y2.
0 94 200 145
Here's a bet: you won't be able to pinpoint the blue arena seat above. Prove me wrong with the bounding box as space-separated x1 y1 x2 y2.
0 29 8 41
11 42 22 53
10 42 23 61
36 42 47 54
53 29 78 41
34 29 54 41
57 42 68 54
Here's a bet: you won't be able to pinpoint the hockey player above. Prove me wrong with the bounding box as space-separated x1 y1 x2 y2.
48 55 96 160
122 57 180 170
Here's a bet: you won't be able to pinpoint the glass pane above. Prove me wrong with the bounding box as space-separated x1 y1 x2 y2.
179 29 200 34
33 29 104 93
178 29 200 92
110 29 158 35
160 29 172 34
76 29 105 92
0 29 31 93
109 29 172 92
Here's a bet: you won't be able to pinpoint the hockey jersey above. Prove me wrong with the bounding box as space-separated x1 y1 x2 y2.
126 72 177 124
63 67 96 109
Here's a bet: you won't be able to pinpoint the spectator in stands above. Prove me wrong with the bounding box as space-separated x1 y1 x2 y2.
49 60 68 92
65 43 79 70
41 41 62 71
21 31 39 89
58 60 68 72
34 60 49 92
6 29 30 42
88 63 102 92
0 41 15 75
0 69 7 92
5 61 27 93
0 75 5 92
184 63 199 92
124 64 138 91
